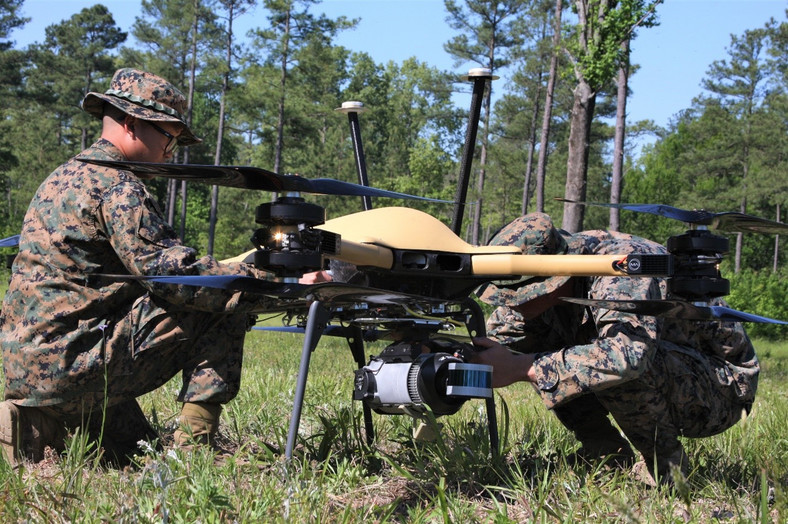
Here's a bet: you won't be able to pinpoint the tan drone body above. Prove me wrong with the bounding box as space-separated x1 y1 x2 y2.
225 207 627 278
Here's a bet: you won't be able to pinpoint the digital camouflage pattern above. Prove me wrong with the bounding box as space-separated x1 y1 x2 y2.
0 139 269 416
81 68 201 146
485 224 759 472
478 213 599 306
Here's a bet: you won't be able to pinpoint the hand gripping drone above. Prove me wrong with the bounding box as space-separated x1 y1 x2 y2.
72 69 787 462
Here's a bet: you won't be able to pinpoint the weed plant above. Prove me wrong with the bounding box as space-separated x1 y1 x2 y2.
1 327 786 522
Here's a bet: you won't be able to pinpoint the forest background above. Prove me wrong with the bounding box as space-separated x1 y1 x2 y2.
0 0 785 336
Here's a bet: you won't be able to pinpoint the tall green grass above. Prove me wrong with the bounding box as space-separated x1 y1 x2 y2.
0 265 784 523
1 326 786 522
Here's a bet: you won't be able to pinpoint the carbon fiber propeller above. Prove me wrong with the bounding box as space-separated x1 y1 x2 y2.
562 297 787 324
79 159 450 202
90 274 458 309
0 235 19 248
558 199 788 234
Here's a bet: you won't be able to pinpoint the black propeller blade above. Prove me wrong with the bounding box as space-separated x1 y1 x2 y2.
92 274 460 309
79 159 449 202
562 297 787 324
91 273 307 296
0 235 19 248
557 199 788 234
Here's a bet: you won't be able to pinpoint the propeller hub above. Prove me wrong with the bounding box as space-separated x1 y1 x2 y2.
251 197 328 278
667 230 730 301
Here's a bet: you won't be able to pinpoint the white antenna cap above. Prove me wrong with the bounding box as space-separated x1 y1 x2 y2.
335 101 367 113
460 67 499 81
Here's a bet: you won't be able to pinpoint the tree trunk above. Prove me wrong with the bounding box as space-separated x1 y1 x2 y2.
274 8 291 176
179 0 200 242
735 143 749 273
208 3 235 256
81 70 91 151
735 196 746 273
775 203 781 272
610 39 630 231
535 0 562 213
167 178 177 225
521 88 540 215
562 80 595 233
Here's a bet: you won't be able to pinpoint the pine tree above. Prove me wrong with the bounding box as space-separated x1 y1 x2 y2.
561 0 660 232
444 0 530 243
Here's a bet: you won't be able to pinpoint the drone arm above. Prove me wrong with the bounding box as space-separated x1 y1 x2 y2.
329 239 394 269
471 254 629 278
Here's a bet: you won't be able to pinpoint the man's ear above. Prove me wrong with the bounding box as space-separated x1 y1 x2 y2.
124 116 136 133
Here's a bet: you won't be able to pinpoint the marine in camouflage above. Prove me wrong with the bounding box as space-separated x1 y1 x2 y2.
481 214 758 477
0 138 268 414
1 70 274 459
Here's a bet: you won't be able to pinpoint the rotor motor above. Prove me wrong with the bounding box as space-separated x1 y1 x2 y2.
666 229 730 301
252 195 327 278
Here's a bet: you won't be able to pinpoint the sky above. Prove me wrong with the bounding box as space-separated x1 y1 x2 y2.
9 0 788 132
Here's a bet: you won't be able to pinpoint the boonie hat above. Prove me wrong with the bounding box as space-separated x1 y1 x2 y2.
81 68 201 146
478 213 586 306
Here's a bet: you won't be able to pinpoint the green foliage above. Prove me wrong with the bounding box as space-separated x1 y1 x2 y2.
623 25 787 269
443 0 528 71
1 329 787 520
727 269 788 340
566 0 661 89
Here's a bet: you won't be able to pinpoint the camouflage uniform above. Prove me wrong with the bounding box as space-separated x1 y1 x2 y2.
0 69 269 461
0 138 268 412
481 214 758 475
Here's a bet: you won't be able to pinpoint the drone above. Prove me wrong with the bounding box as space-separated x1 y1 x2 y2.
7 71 785 461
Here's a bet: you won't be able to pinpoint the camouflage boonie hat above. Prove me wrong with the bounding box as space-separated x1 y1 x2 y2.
478 213 586 306
81 68 201 146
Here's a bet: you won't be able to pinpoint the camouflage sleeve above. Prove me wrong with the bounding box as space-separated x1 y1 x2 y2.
486 306 560 353
98 178 265 312
531 273 663 409
486 306 526 346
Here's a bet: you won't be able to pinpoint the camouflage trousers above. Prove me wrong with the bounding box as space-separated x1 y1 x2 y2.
552 344 750 463
13 293 252 464
39 292 251 417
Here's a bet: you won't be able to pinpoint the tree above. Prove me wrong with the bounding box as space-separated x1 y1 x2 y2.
561 0 659 232
535 0 563 214
207 0 255 255
0 0 28 236
763 17 788 270
372 58 463 220
608 37 629 231
250 0 356 175
490 0 557 217
28 5 126 150
701 27 770 272
444 0 529 244
127 0 221 240
1 6 125 237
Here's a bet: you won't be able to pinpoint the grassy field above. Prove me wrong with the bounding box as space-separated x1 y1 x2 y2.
1 309 787 521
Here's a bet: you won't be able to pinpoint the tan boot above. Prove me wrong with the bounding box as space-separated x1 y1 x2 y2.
568 437 637 469
172 402 221 448
0 401 67 468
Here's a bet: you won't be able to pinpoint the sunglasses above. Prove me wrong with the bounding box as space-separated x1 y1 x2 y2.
146 121 179 153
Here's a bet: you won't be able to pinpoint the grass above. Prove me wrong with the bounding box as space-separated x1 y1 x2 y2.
1 311 787 521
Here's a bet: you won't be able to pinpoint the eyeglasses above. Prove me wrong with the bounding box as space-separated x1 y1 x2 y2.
146 121 179 153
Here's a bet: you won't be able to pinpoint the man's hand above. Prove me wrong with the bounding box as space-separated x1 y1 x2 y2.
470 337 536 388
298 270 332 284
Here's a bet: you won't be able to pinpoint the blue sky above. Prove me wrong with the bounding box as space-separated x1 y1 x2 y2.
11 0 788 131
